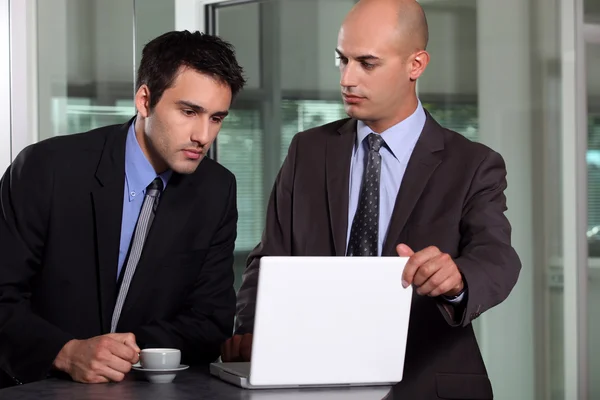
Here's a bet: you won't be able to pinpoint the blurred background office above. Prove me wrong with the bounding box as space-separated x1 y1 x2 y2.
0 0 598 398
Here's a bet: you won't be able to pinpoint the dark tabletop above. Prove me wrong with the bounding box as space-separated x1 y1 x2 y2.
0 368 395 400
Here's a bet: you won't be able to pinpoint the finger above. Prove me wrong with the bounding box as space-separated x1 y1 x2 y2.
429 274 463 298
401 246 441 287
221 338 232 361
77 373 110 384
105 339 138 364
88 358 125 383
429 267 463 297
108 333 141 355
122 333 141 354
413 253 448 288
230 335 243 361
95 364 126 383
240 334 253 361
105 353 134 374
416 261 454 296
90 375 110 384
396 244 414 288
396 243 414 257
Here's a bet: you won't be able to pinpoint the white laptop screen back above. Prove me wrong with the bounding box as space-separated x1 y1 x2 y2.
249 256 413 387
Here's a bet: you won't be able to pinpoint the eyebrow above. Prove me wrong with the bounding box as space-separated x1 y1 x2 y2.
335 48 380 62
176 100 229 117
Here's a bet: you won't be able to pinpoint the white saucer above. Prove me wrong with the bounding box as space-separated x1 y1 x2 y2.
132 364 189 372
132 364 189 383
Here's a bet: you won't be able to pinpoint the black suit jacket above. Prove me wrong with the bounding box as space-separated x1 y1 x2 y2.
235 113 521 399
0 121 237 386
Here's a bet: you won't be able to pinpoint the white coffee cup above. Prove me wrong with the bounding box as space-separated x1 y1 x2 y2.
139 348 181 370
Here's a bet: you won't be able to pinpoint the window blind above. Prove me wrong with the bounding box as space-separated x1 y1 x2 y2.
217 109 264 251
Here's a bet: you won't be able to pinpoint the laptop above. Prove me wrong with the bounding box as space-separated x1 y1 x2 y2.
210 256 413 390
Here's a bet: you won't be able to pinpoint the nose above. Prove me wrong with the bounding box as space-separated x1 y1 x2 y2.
340 62 358 89
190 117 211 147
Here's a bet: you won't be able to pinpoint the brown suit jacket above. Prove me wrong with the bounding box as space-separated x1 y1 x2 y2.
235 112 521 399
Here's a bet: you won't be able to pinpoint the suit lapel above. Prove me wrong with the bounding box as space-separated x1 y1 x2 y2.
326 119 356 256
382 113 445 256
91 122 129 333
119 168 204 316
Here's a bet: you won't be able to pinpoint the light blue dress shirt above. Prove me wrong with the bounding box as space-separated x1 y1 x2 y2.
346 101 464 303
117 122 172 279
346 102 425 256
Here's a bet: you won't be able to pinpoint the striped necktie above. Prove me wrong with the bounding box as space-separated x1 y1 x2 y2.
111 177 163 333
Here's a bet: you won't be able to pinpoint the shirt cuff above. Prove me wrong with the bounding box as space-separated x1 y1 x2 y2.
442 290 466 304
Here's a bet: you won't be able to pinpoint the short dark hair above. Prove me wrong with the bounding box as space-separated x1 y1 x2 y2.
136 30 246 109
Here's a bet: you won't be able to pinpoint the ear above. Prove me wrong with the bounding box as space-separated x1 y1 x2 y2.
135 84 151 118
408 50 430 81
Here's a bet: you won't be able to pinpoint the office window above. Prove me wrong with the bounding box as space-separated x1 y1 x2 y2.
37 0 136 139
281 100 347 162
211 0 483 290
218 108 264 251
39 0 177 139
213 0 357 270
422 101 479 142
587 114 600 256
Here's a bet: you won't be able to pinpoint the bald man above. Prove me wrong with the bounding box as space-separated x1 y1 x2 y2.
222 0 519 398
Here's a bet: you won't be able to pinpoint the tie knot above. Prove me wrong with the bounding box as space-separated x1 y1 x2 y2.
367 133 384 152
147 177 163 196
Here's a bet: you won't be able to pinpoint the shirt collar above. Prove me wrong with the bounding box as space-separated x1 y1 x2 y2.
356 100 426 160
125 121 172 202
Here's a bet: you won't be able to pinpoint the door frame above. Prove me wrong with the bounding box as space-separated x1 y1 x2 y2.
561 0 590 397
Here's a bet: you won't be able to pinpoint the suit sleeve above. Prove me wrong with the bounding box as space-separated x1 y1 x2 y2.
0 147 75 384
234 135 299 335
441 149 521 327
133 175 238 363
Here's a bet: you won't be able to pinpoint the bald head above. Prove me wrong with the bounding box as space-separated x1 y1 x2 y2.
336 0 430 132
344 0 428 54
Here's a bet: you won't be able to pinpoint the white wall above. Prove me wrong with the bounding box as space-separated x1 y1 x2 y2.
0 0 10 172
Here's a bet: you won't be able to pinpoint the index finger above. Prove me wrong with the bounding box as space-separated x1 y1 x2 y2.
105 338 138 364
106 332 141 354
240 334 253 361
230 335 243 361
402 246 442 287
221 338 233 362
122 333 141 354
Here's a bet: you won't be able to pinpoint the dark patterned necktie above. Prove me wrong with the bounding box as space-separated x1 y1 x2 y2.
347 133 385 256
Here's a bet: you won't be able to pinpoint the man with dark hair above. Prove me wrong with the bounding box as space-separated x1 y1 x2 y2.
0 30 245 387
222 0 520 398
